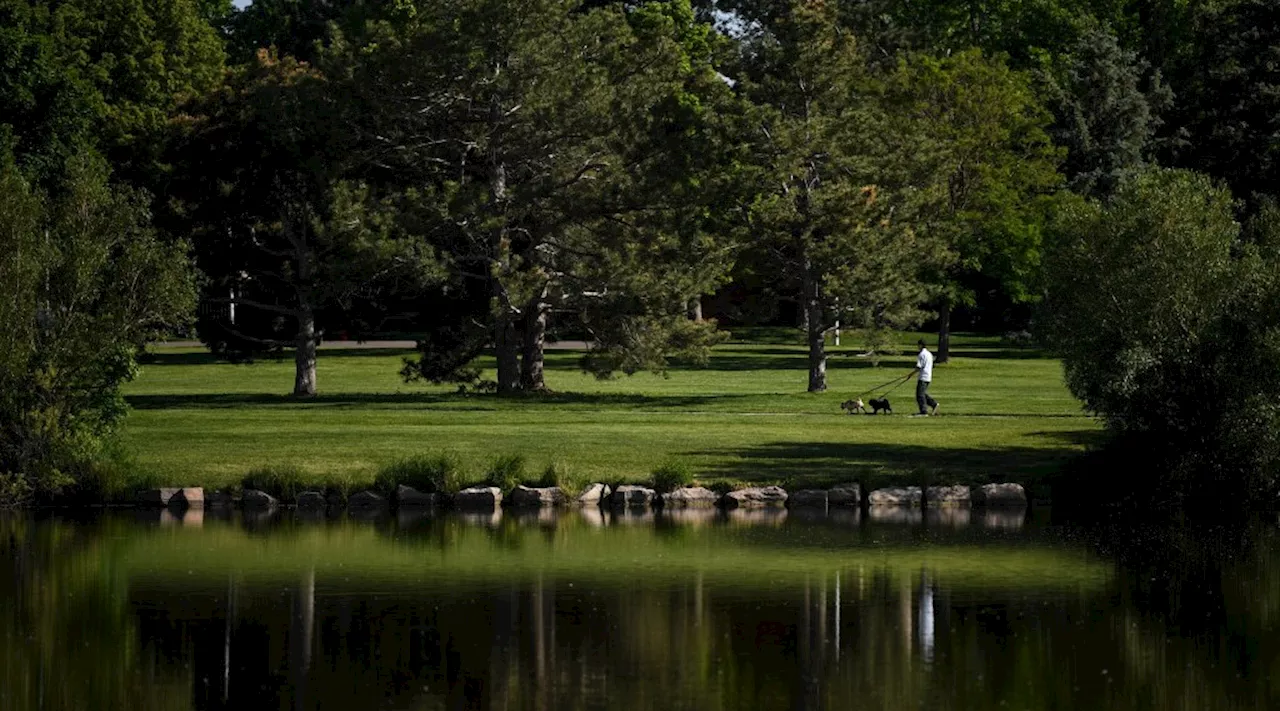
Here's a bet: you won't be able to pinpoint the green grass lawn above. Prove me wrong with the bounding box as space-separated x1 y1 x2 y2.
121 331 1102 496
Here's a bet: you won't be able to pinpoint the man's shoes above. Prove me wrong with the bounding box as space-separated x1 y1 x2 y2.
930 402 939 416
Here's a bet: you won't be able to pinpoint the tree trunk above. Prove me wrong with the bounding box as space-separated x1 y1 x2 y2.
689 296 703 322
937 304 952 364
521 297 547 392
293 305 317 397
494 306 521 394
804 262 827 392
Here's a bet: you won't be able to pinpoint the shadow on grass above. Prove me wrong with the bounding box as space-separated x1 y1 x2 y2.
697 439 1090 488
946 348 1049 360
126 391 755 411
140 348 419 366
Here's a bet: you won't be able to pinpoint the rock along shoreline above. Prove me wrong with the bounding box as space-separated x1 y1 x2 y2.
125 481 1029 516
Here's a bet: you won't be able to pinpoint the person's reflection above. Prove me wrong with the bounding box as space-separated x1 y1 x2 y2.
918 569 934 664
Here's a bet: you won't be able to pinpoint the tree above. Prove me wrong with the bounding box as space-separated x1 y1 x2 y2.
225 0 388 63
1043 168 1280 506
1038 26 1171 198
1161 0 1280 211
173 51 438 396
888 49 1063 361
738 1 946 392
0 146 195 502
333 0 736 393
0 0 224 186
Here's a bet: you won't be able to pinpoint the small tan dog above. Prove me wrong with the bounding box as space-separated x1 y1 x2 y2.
841 398 866 415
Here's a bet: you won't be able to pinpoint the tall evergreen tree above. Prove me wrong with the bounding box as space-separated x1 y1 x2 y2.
332 0 736 393
738 1 946 392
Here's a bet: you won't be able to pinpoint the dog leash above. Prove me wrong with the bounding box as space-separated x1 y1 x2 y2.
854 372 914 398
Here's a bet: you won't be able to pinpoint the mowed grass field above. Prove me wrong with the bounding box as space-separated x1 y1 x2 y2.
120 332 1102 495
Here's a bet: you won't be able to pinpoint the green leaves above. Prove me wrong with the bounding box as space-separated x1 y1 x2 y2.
0 148 195 497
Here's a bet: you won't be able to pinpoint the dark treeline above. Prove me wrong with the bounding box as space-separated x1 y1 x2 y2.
4 0 1280 507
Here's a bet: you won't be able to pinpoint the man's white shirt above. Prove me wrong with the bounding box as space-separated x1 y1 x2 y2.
917 348 934 383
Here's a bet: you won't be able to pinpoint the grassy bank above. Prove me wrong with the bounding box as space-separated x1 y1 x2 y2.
120 332 1101 497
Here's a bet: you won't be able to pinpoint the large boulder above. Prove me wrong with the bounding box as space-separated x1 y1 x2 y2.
296 491 326 510
827 483 862 507
662 486 719 507
721 486 788 509
455 486 503 510
868 487 922 507
510 485 568 508
576 483 611 506
348 491 388 510
136 487 204 508
395 485 439 508
973 483 1027 508
242 489 278 510
787 490 829 509
926 485 971 507
610 485 656 508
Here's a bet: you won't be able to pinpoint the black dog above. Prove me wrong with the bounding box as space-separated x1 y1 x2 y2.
868 397 892 415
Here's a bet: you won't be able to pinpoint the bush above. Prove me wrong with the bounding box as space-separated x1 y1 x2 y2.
1043 169 1280 507
241 465 308 500
651 460 694 493
374 454 464 495
0 153 195 504
485 454 526 492
534 461 585 495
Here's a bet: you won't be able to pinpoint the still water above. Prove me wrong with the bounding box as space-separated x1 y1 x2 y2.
0 506 1275 710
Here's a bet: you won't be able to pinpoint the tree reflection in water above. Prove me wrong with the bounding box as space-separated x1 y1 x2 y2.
0 509 1277 710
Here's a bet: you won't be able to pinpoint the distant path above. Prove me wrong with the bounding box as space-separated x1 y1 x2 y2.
152 339 593 350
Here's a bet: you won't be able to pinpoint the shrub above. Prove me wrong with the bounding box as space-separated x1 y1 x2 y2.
374 454 464 495
485 454 526 492
241 465 308 500
1043 169 1280 507
651 460 694 493
535 461 586 495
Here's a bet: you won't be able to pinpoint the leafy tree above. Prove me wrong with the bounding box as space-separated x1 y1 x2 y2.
225 0 394 62
738 1 946 392
172 51 438 396
0 0 225 186
333 0 736 393
887 49 1063 361
0 146 195 502
1043 168 1280 507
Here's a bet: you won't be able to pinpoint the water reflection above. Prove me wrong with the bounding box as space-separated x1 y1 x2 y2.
0 510 1277 710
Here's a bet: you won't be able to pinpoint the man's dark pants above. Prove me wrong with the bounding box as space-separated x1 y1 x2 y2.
916 380 937 414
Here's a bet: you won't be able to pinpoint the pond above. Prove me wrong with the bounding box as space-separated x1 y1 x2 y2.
0 507 1275 710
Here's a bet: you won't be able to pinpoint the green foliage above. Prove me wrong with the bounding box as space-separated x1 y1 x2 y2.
485 454 527 493
333 0 741 393
0 148 195 500
888 48 1064 311
0 0 225 185
375 454 466 495
651 460 694 493
1044 168 1280 506
1036 26 1171 197
738 1 948 391
241 464 309 500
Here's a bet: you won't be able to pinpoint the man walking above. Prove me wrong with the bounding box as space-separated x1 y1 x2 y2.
912 339 939 416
